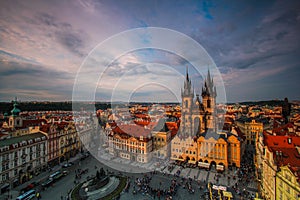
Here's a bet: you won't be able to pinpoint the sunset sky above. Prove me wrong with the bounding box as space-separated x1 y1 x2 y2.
0 0 299 103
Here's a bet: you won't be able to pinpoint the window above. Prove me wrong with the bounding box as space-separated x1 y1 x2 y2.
279 180 283 187
2 163 9 171
285 174 291 182
279 191 283 200
207 99 211 108
2 173 8 181
286 186 290 194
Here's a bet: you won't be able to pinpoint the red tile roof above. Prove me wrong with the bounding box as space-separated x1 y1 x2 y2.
264 132 300 183
264 132 300 148
40 124 51 133
111 124 152 140
134 120 151 126
272 122 296 136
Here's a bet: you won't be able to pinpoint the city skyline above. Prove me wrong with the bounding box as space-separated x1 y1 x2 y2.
0 0 300 102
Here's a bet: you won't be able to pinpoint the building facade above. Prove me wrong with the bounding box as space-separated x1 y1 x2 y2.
236 119 263 145
197 132 242 170
40 124 60 167
0 132 47 187
180 69 216 138
108 124 153 163
171 136 198 164
152 130 171 160
57 122 81 163
256 132 300 200
276 165 300 200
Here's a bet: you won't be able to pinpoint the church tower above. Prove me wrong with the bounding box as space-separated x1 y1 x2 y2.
180 67 194 137
201 69 217 131
8 97 22 129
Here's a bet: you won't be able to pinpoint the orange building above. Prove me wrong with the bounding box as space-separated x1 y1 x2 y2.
108 124 153 163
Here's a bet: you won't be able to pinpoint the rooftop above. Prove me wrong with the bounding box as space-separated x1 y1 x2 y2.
0 132 46 148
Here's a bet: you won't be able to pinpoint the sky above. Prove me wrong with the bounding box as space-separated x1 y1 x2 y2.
0 0 299 103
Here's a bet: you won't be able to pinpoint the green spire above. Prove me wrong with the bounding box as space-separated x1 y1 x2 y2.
11 97 21 116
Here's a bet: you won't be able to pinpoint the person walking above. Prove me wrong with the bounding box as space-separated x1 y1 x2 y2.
36 192 41 200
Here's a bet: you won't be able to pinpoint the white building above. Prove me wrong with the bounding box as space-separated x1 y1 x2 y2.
0 132 47 188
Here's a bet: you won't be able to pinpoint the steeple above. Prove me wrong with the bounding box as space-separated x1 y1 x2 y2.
11 97 21 117
202 68 216 98
182 66 194 97
186 65 189 82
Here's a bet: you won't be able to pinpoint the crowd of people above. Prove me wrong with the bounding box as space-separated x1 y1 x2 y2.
128 172 198 200
231 145 256 199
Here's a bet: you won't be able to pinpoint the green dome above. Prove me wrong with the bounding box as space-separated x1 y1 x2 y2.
11 101 21 116
11 107 21 116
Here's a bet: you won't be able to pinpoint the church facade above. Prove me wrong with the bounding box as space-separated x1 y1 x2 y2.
180 68 217 137
171 68 243 170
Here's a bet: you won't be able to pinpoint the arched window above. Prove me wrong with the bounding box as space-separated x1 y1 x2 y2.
207 99 211 108
194 117 200 134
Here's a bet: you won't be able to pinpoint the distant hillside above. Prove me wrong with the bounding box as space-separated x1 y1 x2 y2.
236 100 284 106
0 101 179 113
0 102 111 113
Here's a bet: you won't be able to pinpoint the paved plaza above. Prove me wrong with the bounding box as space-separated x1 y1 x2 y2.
97 149 257 191
1 148 258 200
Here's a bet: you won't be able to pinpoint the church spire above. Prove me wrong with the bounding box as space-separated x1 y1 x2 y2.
11 97 21 117
183 66 193 97
202 68 216 98
186 65 189 82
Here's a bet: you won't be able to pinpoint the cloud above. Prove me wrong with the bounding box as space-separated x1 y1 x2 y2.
56 31 86 57
0 0 299 102
0 50 38 64
0 60 74 101
36 12 58 27
32 12 89 57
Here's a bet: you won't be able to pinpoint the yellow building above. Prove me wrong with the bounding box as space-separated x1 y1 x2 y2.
152 129 171 160
57 122 81 162
197 131 242 170
276 165 300 200
171 135 197 164
236 118 263 145
197 133 228 170
170 130 243 170
256 132 300 200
